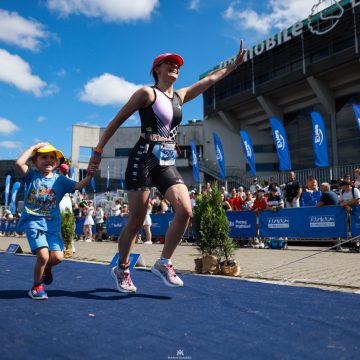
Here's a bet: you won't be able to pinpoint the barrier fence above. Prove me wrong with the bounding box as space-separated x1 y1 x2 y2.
1 206 359 239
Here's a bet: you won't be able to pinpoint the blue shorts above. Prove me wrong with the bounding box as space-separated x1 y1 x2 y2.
25 228 64 254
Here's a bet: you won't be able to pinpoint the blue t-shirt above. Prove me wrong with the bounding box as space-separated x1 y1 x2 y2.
18 168 76 231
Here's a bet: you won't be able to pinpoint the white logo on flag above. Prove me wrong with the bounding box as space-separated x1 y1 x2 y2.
314 124 324 145
216 145 223 161
244 141 252 157
274 130 285 151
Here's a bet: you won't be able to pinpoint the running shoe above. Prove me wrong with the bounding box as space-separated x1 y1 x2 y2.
28 284 48 300
43 267 53 285
151 259 184 287
111 266 137 293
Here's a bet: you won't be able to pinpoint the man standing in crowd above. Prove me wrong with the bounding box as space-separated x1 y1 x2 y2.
316 183 338 206
339 180 360 212
249 178 258 195
284 171 302 208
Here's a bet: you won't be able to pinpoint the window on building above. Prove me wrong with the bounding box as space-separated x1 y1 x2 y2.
79 147 92 163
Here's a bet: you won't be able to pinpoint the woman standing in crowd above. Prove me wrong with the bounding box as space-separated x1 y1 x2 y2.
88 41 246 293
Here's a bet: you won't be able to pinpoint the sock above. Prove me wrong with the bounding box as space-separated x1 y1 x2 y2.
160 256 172 266
118 261 130 271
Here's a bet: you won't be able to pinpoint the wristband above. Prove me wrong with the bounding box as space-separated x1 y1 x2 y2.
93 147 103 157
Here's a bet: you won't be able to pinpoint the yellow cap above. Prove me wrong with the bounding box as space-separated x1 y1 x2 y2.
32 143 64 159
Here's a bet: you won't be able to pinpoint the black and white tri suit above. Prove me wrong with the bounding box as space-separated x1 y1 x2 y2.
125 86 185 195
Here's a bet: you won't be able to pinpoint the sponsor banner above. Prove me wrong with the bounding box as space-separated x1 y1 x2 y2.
150 213 174 237
226 211 257 238
350 205 360 236
105 216 128 236
0 219 18 232
311 112 329 167
259 206 347 238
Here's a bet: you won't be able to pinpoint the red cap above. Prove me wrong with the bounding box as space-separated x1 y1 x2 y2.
152 53 184 68
59 163 69 173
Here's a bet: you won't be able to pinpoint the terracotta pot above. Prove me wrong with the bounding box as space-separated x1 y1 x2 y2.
220 260 240 277
64 244 73 258
194 258 203 274
201 255 219 275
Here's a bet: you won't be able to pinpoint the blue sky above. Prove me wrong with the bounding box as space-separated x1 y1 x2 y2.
0 0 318 160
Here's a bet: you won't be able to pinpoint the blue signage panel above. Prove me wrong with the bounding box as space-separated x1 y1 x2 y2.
150 213 174 237
259 206 347 238
350 205 360 237
6 243 23 254
106 216 128 236
226 211 257 238
110 253 140 269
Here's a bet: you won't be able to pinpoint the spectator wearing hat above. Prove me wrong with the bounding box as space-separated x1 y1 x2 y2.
15 142 95 300
82 200 95 242
339 181 360 213
266 185 284 212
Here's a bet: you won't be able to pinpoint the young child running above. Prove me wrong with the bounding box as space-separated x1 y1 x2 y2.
16 143 95 300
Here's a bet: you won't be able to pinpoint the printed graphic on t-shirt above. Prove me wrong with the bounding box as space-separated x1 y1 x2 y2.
25 180 57 217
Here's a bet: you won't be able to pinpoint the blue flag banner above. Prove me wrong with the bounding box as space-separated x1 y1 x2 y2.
270 116 291 171
190 140 200 183
259 206 347 238
213 132 226 179
5 175 11 208
239 131 256 176
310 112 329 167
91 178 96 193
107 165 110 189
351 104 360 131
69 166 75 180
10 182 21 214
120 161 124 190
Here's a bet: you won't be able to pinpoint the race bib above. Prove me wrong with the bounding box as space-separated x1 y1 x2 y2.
152 143 176 166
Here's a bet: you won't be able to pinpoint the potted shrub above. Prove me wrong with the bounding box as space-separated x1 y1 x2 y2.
192 184 232 275
61 209 75 258
219 236 241 277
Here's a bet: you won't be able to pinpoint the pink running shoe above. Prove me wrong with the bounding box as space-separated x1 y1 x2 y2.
28 284 48 300
111 266 137 293
151 259 184 287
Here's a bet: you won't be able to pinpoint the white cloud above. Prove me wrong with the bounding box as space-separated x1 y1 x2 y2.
189 0 200 11
0 49 56 96
223 0 318 34
79 73 142 106
37 116 46 123
0 9 51 51
0 140 21 149
46 0 159 22
0 117 20 135
56 68 66 77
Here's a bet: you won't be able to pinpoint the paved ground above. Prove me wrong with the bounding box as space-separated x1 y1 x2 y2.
1 235 360 293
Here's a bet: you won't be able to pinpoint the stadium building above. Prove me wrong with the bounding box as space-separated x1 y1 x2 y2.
71 0 360 191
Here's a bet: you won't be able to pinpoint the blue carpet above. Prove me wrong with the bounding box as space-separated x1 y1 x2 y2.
0 252 360 360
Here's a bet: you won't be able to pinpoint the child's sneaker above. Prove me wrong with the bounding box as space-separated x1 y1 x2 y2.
43 267 53 285
151 259 183 287
111 266 137 293
28 284 48 300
